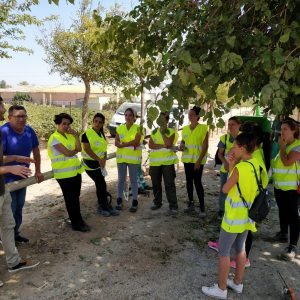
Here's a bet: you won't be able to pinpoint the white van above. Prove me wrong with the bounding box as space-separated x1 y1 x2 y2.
108 102 189 137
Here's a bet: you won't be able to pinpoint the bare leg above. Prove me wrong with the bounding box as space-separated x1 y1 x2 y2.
218 256 230 290
234 250 246 284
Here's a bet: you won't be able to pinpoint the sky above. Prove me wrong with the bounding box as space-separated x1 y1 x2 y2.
0 0 138 87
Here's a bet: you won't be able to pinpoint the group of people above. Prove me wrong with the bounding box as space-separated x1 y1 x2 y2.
0 98 299 298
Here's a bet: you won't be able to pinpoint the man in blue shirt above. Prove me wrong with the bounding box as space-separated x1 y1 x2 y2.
1 105 44 244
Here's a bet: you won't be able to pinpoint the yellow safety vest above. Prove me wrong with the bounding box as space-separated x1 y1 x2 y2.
220 134 234 173
48 131 84 179
181 123 208 164
221 158 262 233
252 147 268 188
271 139 300 191
116 124 143 164
81 128 108 170
149 128 179 166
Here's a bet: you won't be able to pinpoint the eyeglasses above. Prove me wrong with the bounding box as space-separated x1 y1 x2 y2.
11 115 27 119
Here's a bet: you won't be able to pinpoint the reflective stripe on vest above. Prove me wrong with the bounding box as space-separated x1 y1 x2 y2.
271 139 300 191
47 131 84 179
116 124 143 164
51 155 78 163
149 128 178 166
221 159 259 233
81 128 107 161
181 124 208 164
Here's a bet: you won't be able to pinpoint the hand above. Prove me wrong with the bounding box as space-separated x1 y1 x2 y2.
115 140 122 148
227 149 238 165
194 160 201 170
15 156 35 164
98 158 106 168
223 160 229 172
278 136 286 148
67 128 78 136
179 142 185 151
35 171 44 183
9 165 32 178
133 141 140 148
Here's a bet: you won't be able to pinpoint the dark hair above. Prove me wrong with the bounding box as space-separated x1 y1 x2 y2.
241 121 271 170
8 105 26 116
241 121 263 146
160 112 170 122
54 113 73 125
228 116 241 125
235 133 256 154
93 113 106 139
282 119 299 139
124 107 136 117
191 106 201 116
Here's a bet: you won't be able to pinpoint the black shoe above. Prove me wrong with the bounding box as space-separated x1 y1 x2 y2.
129 200 138 213
8 260 40 273
72 223 91 232
151 203 162 210
184 204 195 213
116 198 123 210
15 235 29 244
108 206 120 216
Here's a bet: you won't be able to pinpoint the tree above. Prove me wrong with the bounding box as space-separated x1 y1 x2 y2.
0 0 41 59
12 92 32 104
101 0 300 126
0 80 11 88
19 81 30 86
39 0 132 131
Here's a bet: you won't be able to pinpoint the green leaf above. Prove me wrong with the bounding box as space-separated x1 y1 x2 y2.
179 50 192 64
178 69 189 86
225 36 236 48
273 48 285 65
189 63 203 75
279 32 290 43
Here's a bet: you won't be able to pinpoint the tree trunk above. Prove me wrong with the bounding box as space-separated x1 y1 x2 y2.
82 80 90 132
139 78 145 132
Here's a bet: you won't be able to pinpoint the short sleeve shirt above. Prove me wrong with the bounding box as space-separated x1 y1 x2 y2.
1 123 39 183
0 131 5 196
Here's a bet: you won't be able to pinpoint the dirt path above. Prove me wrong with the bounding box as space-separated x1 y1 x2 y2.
0 132 299 300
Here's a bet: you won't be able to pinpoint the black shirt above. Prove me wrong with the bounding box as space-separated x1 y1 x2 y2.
81 131 105 170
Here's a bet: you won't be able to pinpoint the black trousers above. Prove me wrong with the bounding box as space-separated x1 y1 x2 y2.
57 174 84 227
245 231 252 258
184 163 205 210
149 164 178 209
274 188 300 246
86 168 109 210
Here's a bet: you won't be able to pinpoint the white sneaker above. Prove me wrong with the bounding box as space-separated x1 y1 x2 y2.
227 278 243 293
0 280 3 287
202 284 227 299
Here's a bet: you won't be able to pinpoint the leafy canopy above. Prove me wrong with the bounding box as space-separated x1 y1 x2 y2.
101 0 300 125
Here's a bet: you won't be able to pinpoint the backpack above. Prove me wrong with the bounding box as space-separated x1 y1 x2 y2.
214 134 228 167
237 161 271 223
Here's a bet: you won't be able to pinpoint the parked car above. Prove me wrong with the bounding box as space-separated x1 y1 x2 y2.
109 102 142 137
108 102 189 137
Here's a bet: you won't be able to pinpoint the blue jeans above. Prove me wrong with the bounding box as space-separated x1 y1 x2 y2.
117 163 139 201
10 187 27 236
218 172 228 213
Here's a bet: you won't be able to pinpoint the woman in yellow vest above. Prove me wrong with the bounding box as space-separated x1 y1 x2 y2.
202 133 267 299
149 112 178 214
115 108 142 212
217 117 241 219
271 119 300 260
48 113 90 232
180 106 208 217
81 113 119 217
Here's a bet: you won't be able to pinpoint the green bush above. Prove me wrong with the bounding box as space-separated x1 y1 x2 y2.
3 103 114 140
12 92 32 105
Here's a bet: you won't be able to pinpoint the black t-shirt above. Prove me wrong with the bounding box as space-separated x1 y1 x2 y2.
81 131 105 170
0 131 5 196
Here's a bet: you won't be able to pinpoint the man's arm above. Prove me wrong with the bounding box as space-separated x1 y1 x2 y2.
0 165 32 178
3 155 35 164
32 147 44 183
